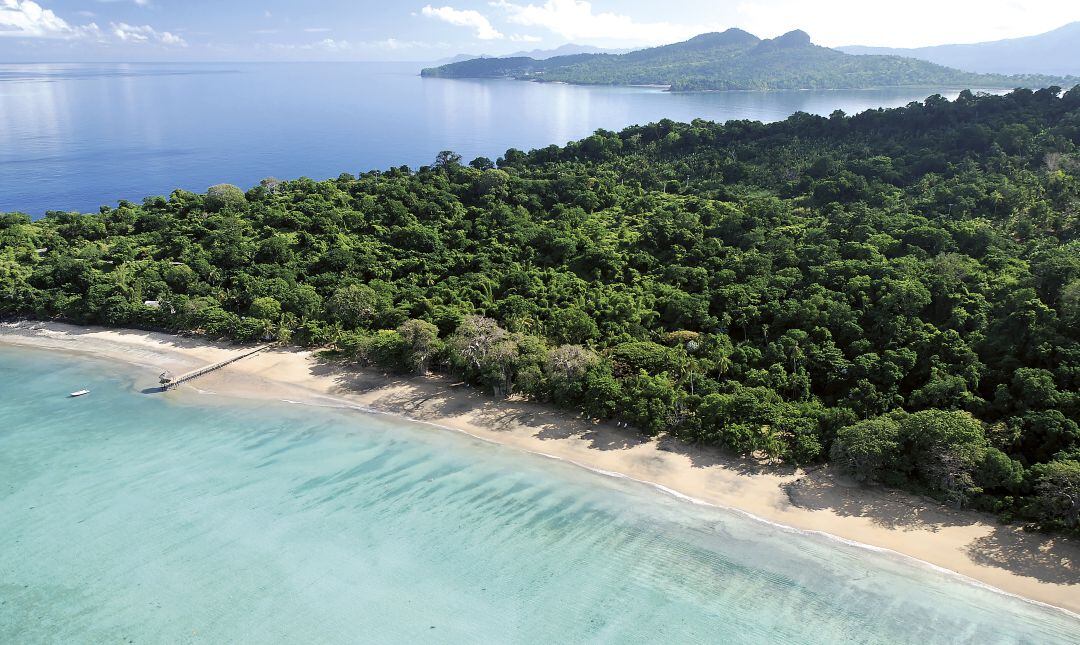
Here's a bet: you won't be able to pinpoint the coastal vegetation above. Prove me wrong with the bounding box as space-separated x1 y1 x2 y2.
420 29 1072 91
2 87 1079 533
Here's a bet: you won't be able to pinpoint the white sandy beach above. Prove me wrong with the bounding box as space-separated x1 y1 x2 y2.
2 321 1077 614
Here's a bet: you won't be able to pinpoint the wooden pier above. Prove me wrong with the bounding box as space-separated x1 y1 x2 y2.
159 345 271 391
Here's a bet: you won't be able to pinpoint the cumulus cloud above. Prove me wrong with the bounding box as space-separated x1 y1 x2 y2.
157 30 184 45
111 21 186 45
1 0 182 46
422 5 504 40
0 0 99 38
369 37 426 50
489 0 707 45
310 37 351 51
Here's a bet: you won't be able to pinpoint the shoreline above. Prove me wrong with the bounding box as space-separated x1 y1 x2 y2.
2 321 1077 615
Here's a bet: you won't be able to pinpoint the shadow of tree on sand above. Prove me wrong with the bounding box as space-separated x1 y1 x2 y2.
788 469 1080 585
307 354 650 452
306 354 818 477
965 526 1079 585
784 469 975 532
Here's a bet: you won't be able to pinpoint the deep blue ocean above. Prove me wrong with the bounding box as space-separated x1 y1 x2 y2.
2 345 1079 643
0 62 996 216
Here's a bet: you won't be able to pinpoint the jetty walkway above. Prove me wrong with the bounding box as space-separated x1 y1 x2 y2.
159 345 271 391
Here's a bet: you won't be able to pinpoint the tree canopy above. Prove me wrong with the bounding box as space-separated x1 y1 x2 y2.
3 86 1079 532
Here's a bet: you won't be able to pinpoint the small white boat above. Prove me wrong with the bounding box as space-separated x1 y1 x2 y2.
69 390 90 398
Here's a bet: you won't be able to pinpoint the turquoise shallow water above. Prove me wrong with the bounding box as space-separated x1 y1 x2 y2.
1 346 1077 643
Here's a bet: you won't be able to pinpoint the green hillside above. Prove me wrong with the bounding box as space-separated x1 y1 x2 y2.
3 87 1079 531
422 29 1071 91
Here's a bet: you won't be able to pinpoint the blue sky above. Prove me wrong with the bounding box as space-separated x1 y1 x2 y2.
2 0 1078 62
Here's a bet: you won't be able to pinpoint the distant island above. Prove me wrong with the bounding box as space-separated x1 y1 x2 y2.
421 28 1073 91
841 22 1080 77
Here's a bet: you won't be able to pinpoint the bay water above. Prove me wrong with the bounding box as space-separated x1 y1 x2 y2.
0 62 999 216
1 345 1077 643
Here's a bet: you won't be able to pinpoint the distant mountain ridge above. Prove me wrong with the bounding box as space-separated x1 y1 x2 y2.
422 29 1072 91
435 44 628 65
509 43 631 59
840 22 1080 77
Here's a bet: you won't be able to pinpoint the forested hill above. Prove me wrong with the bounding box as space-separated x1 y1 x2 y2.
3 87 1080 532
420 29 1071 91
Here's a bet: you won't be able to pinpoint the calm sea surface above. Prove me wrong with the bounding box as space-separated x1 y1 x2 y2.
1 345 1077 643
1 62 997 216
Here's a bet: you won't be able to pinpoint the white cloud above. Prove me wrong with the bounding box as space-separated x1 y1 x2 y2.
510 33 542 42
158 30 184 45
422 5 504 40
1 0 183 47
368 38 428 50
304 27 331 33
111 22 186 46
0 0 97 38
489 0 708 45
312 37 350 51
266 39 338 52
268 37 439 53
